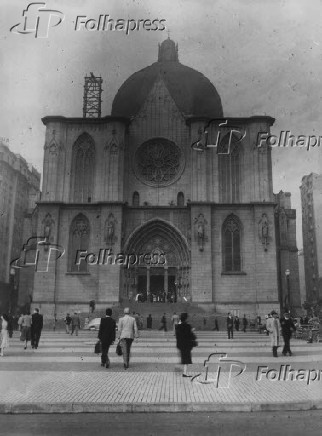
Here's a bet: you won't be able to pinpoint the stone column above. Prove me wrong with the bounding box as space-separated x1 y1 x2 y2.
164 266 168 294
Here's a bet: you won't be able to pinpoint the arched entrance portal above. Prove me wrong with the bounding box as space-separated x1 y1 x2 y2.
122 220 190 302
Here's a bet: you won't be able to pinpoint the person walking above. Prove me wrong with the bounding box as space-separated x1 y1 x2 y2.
213 318 219 331
118 307 139 369
159 313 167 333
0 314 10 356
280 312 296 356
7 313 13 338
31 308 43 349
227 313 234 339
19 311 32 350
171 312 180 335
242 315 248 332
98 308 116 368
147 314 152 329
175 313 196 377
266 310 281 357
234 315 240 332
64 313 72 334
71 312 81 336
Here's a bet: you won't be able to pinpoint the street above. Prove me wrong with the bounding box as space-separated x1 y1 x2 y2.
0 411 321 436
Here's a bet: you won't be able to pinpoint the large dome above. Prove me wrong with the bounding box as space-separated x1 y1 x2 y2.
111 38 223 119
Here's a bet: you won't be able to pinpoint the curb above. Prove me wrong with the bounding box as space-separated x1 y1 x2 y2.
0 400 321 414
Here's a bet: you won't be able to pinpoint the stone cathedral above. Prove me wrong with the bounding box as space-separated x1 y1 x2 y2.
29 38 301 317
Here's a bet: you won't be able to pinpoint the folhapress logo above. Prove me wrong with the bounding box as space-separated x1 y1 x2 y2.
191 352 246 388
10 2 64 38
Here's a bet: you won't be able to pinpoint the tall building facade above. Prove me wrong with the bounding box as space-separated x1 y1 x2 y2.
274 191 301 311
300 173 322 304
30 38 301 317
0 141 40 309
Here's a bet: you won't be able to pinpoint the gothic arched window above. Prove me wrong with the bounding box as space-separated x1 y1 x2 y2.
177 192 184 206
218 134 242 203
70 133 95 202
222 214 242 272
132 191 140 206
68 214 90 272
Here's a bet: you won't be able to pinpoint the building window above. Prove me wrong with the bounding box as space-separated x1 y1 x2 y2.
68 214 90 272
70 133 95 202
218 133 242 203
132 191 140 206
222 214 241 272
177 192 184 206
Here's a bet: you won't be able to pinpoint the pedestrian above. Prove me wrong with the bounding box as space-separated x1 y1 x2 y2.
234 315 240 332
242 315 248 332
264 314 270 336
214 318 219 331
147 314 152 329
280 312 296 356
64 313 72 334
118 307 139 369
175 312 196 377
31 308 43 349
71 312 80 336
19 311 32 350
53 313 57 331
266 310 281 357
227 313 234 339
7 313 14 338
159 313 167 333
98 308 116 368
0 314 10 356
171 312 180 335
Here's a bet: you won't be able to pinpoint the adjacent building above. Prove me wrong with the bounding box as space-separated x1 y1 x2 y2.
0 141 40 310
300 173 322 304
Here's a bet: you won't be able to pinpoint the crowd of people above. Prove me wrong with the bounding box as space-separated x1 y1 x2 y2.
0 307 319 375
0 308 43 356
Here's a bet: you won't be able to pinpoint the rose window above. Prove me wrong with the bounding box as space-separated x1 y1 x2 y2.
135 138 184 186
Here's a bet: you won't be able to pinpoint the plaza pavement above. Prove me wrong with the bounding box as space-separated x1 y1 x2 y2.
0 328 322 413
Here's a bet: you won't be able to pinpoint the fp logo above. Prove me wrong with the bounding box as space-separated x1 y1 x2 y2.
191 119 246 153
191 352 246 388
10 236 65 273
10 2 64 38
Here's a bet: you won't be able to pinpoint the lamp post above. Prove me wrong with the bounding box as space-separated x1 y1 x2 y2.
285 269 291 313
9 267 16 314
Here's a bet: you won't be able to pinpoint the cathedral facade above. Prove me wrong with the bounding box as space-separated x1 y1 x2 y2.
30 39 301 317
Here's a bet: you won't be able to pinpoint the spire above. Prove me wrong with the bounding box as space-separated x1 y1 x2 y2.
158 37 179 62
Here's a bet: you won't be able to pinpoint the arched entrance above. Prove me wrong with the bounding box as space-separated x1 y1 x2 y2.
122 219 190 302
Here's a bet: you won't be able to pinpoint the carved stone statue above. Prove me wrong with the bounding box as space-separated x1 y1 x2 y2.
194 213 207 251
258 213 269 250
105 213 117 245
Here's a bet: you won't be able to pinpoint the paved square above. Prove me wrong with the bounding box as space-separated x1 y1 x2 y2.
0 329 321 413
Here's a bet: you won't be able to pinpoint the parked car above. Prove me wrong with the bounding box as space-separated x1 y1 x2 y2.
85 318 118 331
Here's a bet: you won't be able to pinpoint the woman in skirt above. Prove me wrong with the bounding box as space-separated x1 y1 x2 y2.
20 312 32 350
175 312 195 377
0 314 10 356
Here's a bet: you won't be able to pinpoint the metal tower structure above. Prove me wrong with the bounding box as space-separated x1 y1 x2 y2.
83 73 103 118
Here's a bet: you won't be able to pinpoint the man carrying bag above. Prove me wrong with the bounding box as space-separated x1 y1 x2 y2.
98 308 116 368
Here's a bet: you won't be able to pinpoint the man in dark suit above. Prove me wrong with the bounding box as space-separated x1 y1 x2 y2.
98 308 116 368
227 313 234 339
280 312 296 356
31 308 43 349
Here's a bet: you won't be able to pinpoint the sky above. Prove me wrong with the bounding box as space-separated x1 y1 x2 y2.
1 0 322 248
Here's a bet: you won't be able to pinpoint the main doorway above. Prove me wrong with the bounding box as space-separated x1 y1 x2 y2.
122 219 190 302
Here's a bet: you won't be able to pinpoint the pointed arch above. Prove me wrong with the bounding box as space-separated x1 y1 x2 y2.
68 213 90 272
222 214 242 272
70 133 95 202
132 191 140 206
218 133 242 203
177 192 184 206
